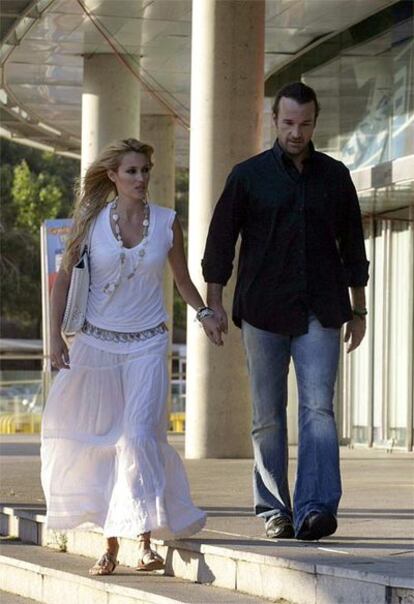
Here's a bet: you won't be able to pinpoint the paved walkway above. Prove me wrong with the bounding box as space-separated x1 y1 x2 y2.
1 434 413 585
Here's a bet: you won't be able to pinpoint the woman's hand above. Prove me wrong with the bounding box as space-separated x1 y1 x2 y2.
200 315 224 346
49 267 72 370
50 333 70 370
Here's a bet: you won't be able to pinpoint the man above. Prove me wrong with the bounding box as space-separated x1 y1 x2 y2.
202 82 369 541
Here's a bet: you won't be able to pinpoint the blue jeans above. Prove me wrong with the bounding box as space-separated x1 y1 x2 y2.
241 314 342 535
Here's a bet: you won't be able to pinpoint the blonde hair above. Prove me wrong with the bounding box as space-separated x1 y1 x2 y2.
62 138 154 272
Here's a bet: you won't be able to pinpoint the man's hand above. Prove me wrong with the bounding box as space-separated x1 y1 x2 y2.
206 283 228 341
201 315 224 346
344 317 366 353
209 302 228 336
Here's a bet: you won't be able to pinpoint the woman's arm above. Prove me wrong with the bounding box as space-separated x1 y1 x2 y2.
50 268 72 369
168 217 223 346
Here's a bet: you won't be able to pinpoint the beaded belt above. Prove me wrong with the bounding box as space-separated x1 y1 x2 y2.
82 320 167 343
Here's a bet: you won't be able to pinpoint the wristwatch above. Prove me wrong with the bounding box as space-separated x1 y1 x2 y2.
352 307 368 319
196 306 215 322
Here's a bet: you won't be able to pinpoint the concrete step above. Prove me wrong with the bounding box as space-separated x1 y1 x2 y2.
1 505 413 604
0 540 272 604
0 591 39 604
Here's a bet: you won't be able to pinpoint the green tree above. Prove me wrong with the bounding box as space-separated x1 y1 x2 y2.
0 226 40 333
175 168 189 233
11 161 63 234
1 139 79 337
173 168 190 337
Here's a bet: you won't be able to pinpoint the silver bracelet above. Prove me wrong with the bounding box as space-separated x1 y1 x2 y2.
196 306 215 322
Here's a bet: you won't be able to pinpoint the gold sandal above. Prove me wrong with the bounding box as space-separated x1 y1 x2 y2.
136 536 164 572
89 550 119 576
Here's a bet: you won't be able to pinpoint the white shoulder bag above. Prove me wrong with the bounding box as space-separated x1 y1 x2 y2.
61 219 96 336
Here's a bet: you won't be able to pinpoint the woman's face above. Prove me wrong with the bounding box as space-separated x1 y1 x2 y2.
108 151 151 201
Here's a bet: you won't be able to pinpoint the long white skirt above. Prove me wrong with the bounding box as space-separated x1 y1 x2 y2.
41 331 206 539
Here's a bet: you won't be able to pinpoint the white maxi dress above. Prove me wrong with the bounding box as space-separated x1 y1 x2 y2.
41 202 206 539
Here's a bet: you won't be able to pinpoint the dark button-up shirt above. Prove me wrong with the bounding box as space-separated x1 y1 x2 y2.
202 140 369 336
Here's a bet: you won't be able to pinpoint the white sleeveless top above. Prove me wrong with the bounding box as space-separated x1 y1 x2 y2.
85 202 176 333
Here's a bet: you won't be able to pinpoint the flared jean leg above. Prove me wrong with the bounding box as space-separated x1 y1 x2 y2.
291 314 342 535
242 321 292 520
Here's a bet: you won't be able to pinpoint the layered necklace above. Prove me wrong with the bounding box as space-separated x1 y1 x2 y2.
103 196 150 295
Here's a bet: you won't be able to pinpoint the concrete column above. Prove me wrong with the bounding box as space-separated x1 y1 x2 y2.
408 205 414 451
141 115 176 391
140 115 175 210
81 54 141 173
185 0 265 458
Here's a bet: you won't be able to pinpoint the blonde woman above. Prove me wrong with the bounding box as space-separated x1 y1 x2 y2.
41 138 222 575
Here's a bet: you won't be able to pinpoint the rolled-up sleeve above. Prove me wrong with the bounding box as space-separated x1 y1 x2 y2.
338 166 369 287
202 166 247 285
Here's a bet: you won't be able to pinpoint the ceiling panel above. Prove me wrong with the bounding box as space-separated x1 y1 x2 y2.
139 0 191 22
6 63 82 86
140 46 190 71
0 0 33 41
50 0 84 15
1 0 408 172
10 46 82 66
80 0 150 19
265 28 315 54
24 12 85 39
8 82 81 108
74 14 142 38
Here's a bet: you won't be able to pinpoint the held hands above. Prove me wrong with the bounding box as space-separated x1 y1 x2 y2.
344 316 366 353
201 315 224 346
50 333 70 369
199 303 228 346
210 303 228 335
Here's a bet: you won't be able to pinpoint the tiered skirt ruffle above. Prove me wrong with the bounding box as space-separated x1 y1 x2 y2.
41 332 206 539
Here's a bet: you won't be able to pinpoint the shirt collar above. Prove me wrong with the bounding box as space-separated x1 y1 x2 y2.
272 139 315 165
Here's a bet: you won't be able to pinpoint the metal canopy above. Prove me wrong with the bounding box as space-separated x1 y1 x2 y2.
0 0 399 166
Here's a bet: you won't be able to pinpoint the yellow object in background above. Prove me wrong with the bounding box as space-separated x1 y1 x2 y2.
0 413 42 434
0 412 186 434
169 412 186 433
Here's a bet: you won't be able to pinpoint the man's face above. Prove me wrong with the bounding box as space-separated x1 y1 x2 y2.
273 97 316 158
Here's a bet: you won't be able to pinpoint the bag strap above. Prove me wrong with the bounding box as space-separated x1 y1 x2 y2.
80 217 97 257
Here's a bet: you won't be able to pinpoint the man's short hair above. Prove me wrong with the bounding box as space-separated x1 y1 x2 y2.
273 82 320 121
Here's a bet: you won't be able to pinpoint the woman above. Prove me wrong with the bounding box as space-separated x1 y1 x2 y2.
41 138 222 575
